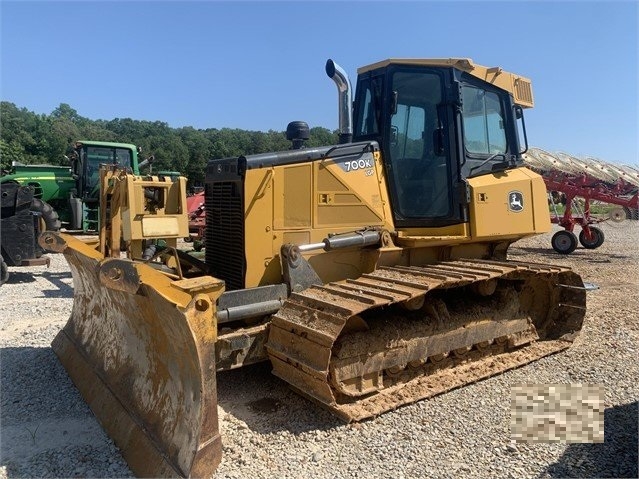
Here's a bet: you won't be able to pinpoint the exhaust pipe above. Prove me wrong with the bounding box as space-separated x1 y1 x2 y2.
326 59 353 144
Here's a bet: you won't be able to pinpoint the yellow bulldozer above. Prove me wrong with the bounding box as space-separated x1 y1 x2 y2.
40 58 587 478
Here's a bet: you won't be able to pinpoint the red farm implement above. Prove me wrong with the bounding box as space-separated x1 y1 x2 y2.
524 148 639 254
185 190 205 250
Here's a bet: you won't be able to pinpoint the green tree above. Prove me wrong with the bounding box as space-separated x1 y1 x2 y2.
179 127 212 185
1 101 341 180
0 140 25 170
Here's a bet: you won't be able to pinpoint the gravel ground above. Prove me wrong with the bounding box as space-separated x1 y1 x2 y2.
1 222 637 479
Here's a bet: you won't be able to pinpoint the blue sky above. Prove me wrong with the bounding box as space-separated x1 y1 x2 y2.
1 1 637 164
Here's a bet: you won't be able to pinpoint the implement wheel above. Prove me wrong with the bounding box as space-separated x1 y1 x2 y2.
624 207 639 220
579 227 605 249
608 207 626 223
551 230 578 254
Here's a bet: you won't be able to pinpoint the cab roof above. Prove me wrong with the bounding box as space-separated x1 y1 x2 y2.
75 140 138 150
357 58 534 108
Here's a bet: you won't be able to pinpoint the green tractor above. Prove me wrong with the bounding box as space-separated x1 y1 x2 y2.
1 141 153 284
1 141 150 232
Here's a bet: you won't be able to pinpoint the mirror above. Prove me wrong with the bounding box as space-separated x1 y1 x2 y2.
514 105 528 153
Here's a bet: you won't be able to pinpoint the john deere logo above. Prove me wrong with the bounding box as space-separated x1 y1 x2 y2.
508 191 524 212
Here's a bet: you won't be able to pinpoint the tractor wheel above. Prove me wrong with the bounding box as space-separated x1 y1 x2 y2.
0 259 8 286
551 230 578 254
30 198 61 232
579 227 605 249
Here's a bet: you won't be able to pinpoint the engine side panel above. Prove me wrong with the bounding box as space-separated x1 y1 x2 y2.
468 167 551 239
209 146 394 289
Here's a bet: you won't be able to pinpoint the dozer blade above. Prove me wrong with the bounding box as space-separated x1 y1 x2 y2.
40 232 224 478
266 259 587 421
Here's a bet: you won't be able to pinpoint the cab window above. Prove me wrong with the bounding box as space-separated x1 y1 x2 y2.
354 77 381 137
391 103 425 159
115 148 132 167
86 147 132 170
387 70 450 219
461 86 507 155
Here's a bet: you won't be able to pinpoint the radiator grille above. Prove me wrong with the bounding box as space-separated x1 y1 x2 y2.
205 181 245 290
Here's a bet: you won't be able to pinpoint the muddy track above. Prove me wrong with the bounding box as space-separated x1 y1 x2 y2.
266 259 586 421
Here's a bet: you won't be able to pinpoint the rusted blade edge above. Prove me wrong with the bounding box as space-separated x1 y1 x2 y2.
52 330 194 478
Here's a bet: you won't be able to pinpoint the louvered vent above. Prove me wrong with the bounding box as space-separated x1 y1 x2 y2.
205 181 245 290
513 77 534 108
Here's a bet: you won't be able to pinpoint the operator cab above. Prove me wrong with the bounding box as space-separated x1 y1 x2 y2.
351 58 531 228
71 141 138 199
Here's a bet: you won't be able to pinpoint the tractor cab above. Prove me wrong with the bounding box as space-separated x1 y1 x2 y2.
71 141 140 200
69 141 141 231
350 58 532 228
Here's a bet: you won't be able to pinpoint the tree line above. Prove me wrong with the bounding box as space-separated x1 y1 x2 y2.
0 102 339 185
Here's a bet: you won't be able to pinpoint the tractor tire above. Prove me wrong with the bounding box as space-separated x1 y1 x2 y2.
0 259 8 286
30 198 61 232
551 230 578 254
579 227 605 249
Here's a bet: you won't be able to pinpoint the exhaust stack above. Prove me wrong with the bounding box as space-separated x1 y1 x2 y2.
326 59 353 144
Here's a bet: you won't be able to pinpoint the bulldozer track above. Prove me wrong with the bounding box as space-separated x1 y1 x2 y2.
265 259 586 421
